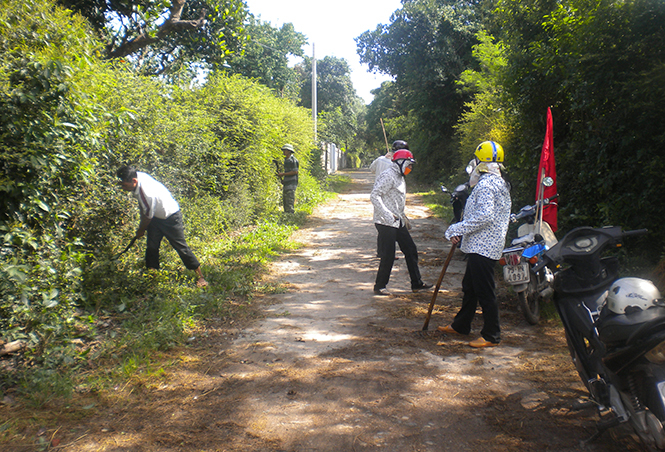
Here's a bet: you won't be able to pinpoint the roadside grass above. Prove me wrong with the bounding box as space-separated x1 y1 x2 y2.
2 172 445 448
0 209 312 448
324 174 352 193
415 188 453 222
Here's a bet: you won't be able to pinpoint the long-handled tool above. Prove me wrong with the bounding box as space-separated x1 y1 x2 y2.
380 118 390 153
422 242 458 331
113 236 137 260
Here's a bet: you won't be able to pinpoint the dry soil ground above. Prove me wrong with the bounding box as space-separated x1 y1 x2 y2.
5 169 647 451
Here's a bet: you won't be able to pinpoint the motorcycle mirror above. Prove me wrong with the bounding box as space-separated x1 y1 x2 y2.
542 176 554 187
441 185 449 193
465 159 477 175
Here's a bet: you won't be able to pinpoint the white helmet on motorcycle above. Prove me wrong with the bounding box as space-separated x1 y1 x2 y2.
606 277 662 315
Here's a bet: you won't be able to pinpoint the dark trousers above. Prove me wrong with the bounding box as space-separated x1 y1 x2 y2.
374 223 423 291
283 187 296 213
146 211 200 270
452 253 500 343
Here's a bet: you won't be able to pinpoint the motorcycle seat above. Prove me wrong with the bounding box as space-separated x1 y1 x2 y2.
598 306 665 345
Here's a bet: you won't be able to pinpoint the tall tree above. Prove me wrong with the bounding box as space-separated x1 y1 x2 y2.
295 55 366 164
490 0 665 261
455 30 513 161
356 0 483 180
57 0 249 75
226 16 307 100
297 55 361 116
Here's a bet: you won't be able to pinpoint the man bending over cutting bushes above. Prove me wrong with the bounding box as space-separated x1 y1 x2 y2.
116 165 208 288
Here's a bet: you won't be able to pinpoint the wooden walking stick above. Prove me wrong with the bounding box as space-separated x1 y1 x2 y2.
422 242 458 331
380 118 390 153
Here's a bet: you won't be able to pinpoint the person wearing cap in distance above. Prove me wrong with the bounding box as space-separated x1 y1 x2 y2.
116 165 208 288
438 141 511 348
370 149 433 296
277 144 299 214
370 140 408 180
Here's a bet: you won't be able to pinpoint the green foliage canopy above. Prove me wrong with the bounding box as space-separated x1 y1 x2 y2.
0 0 322 387
298 55 362 116
57 0 250 75
490 0 665 260
356 0 482 180
226 16 307 100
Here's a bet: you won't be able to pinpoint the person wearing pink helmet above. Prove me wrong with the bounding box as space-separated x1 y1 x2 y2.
370 148 432 296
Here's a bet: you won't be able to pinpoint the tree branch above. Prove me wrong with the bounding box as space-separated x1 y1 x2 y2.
107 0 207 60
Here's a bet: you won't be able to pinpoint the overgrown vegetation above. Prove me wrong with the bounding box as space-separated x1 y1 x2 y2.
3 0 665 423
358 0 665 268
0 0 327 403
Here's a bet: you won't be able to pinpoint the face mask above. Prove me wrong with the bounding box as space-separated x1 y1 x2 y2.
469 166 481 187
469 162 503 187
396 159 413 176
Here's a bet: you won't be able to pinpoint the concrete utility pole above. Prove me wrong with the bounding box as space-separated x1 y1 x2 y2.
312 43 317 142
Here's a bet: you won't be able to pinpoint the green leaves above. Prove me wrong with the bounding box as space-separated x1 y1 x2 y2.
41 289 59 308
356 0 480 180
57 0 250 75
225 15 306 100
0 0 328 401
3 261 30 284
485 0 665 261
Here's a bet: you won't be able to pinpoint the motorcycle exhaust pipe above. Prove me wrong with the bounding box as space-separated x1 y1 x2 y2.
540 287 554 301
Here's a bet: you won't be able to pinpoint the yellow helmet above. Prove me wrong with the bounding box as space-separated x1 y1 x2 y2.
474 141 504 163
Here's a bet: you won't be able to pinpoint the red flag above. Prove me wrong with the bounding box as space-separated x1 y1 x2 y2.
537 107 557 232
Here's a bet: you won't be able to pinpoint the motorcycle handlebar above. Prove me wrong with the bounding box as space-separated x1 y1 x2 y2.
531 227 648 274
623 229 648 238
531 258 548 273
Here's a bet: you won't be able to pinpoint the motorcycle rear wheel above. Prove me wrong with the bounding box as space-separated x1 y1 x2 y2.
518 276 540 324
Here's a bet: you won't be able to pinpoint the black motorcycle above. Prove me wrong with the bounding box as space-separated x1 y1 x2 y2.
441 182 469 224
533 226 665 448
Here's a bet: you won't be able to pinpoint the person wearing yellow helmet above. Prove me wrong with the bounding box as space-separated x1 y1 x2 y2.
438 141 511 348
468 141 509 188
474 140 504 163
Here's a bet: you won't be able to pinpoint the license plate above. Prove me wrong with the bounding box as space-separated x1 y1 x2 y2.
503 263 530 284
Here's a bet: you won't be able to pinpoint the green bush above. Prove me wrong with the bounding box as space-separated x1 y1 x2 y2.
0 0 326 399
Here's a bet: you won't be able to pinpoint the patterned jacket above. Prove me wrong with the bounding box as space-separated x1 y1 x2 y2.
444 173 511 260
371 164 407 228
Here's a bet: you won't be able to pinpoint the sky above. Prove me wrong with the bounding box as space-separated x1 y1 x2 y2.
243 0 403 105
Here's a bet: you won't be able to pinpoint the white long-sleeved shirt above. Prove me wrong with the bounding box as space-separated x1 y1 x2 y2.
369 155 393 179
371 164 407 228
445 173 511 260
131 172 180 220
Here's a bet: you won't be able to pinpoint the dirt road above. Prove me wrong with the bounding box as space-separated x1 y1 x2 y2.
57 169 641 451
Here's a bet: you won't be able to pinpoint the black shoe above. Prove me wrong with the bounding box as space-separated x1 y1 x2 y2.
374 288 391 296
412 282 434 293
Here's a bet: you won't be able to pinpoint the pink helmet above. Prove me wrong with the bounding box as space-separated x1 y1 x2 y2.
392 149 416 176
392 149 415 162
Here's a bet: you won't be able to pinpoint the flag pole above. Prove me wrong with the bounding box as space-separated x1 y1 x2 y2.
536 106 555 235
537 168 545 235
